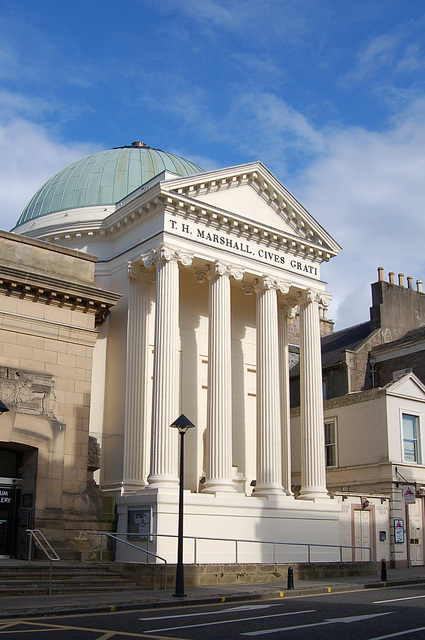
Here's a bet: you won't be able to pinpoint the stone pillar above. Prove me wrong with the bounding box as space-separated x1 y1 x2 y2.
122 263 153 491
201 263 243 493
144 246 192 489
299 289 329 501
254 277 289 496
279 302 296 495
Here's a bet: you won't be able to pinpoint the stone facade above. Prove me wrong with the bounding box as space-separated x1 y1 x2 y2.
0 231 119 559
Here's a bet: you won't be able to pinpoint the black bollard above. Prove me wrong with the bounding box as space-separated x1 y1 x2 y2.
287 566 294 590
380 559 387 582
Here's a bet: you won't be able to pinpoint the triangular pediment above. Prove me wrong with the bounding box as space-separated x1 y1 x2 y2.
161 161 341 257
385 372 425 400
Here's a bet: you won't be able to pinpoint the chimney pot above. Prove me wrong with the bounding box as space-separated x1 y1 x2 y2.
398 273 405 287
378 267 384 282
389 272 395 284
417 280 423 293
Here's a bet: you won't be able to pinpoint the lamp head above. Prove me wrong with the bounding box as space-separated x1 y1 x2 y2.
0 400 9 416
170 414 195 435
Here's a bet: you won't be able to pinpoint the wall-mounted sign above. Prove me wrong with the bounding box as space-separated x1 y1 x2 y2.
128 507 152 540
403 485 416 504
394 519 404 543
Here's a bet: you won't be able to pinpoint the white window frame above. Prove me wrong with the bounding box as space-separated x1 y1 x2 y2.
324 417 338 468
402 412 421 464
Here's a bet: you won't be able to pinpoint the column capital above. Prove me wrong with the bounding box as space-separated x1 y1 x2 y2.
142 245 193 269
298 288 332 307
244 276 290 296
298 288 321 305
127 261 155 283
280 305 297 320
196 262 244 284
279 296 298 319
319 293 332 308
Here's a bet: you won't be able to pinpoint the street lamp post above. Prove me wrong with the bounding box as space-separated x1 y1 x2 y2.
170 413 195 597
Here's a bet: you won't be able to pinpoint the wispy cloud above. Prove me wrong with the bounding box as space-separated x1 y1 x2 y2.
293 98 425 327
0 119 100 231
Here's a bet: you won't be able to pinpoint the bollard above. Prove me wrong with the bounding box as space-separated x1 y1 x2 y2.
287 566 294 590
380 559 387 582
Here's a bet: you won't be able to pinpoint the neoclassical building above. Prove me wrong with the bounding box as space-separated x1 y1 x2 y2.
11 142 342 562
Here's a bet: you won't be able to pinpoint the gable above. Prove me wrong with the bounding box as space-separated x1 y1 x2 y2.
192 183 296 234
386 372 425 400
162 162 341 258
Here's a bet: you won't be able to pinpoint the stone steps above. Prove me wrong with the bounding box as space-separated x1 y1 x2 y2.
0 564 142 596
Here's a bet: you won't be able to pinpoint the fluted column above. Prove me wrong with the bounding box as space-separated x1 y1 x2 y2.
254 277 289 496
201 263 243 493
122 263 153 491
279 302 296 495
299 289 329 500
144 246 192 488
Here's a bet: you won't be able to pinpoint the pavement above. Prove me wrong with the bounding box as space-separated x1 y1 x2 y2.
1 565 425 619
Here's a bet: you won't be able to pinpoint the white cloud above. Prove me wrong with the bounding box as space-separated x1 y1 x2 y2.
355 33 402 79
0 119 100 231
292 99 425 329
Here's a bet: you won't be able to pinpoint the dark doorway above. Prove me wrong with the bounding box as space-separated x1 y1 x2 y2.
0 444 36 558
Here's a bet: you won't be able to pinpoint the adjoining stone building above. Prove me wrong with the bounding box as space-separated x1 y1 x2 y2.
0 231 119 558
9 142 343 564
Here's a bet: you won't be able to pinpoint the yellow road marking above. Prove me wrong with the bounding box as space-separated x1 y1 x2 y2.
0 619 185 639
0 624 17 631
0 628 63 634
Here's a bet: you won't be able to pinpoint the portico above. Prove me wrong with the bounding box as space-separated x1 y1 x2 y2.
122 246 332 501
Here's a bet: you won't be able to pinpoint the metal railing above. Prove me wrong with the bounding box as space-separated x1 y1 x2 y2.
113 532 372 565
26 529 60 595
87 532 168 590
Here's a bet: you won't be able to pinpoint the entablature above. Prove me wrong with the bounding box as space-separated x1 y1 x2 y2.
0 264 120 325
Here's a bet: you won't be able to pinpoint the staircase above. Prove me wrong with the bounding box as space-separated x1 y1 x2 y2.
0 563 145 596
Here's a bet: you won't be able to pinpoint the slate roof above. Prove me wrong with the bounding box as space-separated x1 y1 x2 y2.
321 320 372 367
371 325 425 355
290 320 373 378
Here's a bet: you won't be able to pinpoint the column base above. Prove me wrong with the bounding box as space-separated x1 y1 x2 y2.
253 483 285 497
202 478 237 494
120 479 148 494
147 473 179 489
298 486 330 502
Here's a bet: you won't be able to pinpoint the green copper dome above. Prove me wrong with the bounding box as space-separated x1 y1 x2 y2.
16 142 203 226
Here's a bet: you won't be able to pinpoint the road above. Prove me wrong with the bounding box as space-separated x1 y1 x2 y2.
1 584 425 639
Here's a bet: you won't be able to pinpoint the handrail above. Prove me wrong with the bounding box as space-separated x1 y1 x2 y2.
86 532 168 590
137 532 373 564
26 529 60 595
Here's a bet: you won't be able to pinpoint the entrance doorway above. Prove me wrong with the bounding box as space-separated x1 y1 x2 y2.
0 444 36 559
354 509 372 561
408 500 424 566
0 482 20 558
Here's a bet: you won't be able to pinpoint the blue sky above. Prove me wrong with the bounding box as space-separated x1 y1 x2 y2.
1 1 425 328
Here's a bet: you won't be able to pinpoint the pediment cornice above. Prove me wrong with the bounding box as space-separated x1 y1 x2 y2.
161 161 341 257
